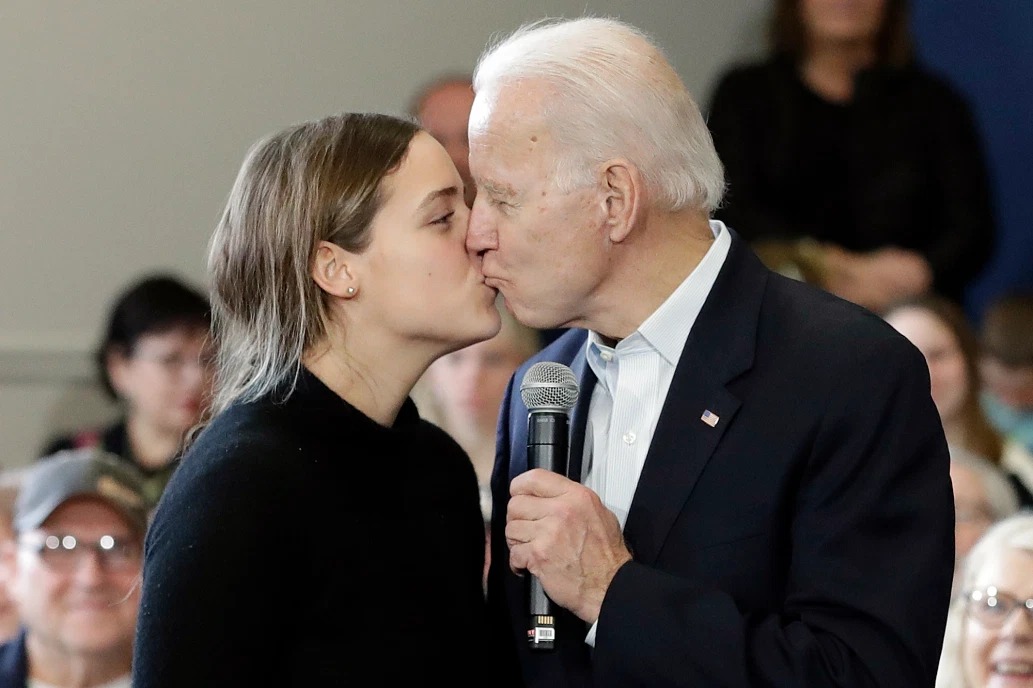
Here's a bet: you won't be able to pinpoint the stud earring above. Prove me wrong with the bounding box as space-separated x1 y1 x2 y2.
346 287 356 296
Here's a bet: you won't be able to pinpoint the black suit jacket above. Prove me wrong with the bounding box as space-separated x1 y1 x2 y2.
487 231 954 687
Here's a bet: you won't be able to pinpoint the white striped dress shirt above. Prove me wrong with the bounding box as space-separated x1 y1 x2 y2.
580 220 730 645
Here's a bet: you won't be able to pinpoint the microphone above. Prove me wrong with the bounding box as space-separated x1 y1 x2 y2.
519 361 579 651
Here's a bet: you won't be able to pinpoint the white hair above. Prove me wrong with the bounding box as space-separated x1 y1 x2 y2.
936 512 1033 688
472 16 725 213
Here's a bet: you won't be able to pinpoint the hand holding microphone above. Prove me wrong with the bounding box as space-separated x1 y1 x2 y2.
510 362 634 649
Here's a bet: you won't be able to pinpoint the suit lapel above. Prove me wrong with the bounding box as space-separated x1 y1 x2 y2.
621 232 768 564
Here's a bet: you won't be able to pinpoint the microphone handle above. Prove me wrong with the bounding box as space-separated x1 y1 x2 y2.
526 410 569 651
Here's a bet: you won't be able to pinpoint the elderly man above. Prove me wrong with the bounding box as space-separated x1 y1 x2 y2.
0 448 147 688
467 17 954 687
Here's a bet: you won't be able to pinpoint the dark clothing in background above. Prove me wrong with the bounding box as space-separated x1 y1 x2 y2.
488 232 954 686
41 422 174 508
133 368 496 686
0 631 28 688
706 56 995 302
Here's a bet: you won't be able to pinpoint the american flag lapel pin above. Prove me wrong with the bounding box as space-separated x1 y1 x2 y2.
700 409 719 427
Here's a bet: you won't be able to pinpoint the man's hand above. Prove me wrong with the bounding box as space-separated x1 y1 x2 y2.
505 469 632 624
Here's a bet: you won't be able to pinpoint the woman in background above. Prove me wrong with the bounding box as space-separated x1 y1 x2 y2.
707 0 993 313
133 113 506 685
884 295 1033 506
42 274 211 507
936 513 1033 688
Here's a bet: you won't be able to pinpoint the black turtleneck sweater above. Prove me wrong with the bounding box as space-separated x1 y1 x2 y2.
133 368 507 685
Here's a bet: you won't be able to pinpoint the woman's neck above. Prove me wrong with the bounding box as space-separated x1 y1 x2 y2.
27 634 131 687
800 40 877 103
303 331 433 427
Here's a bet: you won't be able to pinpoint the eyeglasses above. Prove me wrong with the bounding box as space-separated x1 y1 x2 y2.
964 586 1033 629
19 533 142 573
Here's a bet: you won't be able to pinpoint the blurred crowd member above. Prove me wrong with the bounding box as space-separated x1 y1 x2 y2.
423 298 541 522
936 512 1033 688
42 274 212 507
884 295 1033 505
0 468 26 644
980 292 1033 465
134 113 503 685
0 448 147 688
707 0 994 312
411 73 476 207
950 445 1020 588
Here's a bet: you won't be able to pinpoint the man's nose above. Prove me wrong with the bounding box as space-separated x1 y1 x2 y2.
466 200 497 256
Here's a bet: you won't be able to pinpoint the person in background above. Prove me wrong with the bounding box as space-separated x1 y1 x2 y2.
949 445 1021 591
133 112 506 685
935 512 1033 688
411 73 476 208
885 294 1033 505
0 468 26 644
41 275 213 508
706 0 994 313
419 298 541 589
0 448 148 688
980 292 1033 468
468 16 953 687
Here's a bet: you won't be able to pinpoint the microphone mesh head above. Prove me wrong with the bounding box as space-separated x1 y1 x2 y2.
520 362 579 411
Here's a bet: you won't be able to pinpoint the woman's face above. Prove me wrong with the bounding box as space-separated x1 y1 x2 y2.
355 132 500 353
800 0 887 45
886 306 969 425
108 326 212 436
962 547 1033 687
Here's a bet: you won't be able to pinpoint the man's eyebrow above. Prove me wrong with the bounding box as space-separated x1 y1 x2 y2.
416 186 460 212
479 178 516 198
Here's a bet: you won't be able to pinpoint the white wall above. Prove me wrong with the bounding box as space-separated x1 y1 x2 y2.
0 0 765 467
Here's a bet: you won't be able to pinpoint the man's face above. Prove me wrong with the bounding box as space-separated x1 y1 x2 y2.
466 85 610 331
5 497 142 660
418 81 476 206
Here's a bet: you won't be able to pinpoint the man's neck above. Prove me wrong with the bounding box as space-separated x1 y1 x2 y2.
582 211 715 343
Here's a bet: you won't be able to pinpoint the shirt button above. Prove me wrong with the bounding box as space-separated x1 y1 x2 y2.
623 431 636 445
600 350 614 362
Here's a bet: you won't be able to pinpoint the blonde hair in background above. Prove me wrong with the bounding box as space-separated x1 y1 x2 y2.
207 113 420 417
936 512 1033 688
473 16 725 214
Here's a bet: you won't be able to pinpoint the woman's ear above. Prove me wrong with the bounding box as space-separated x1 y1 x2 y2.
311 241 360 299
105 346 132 397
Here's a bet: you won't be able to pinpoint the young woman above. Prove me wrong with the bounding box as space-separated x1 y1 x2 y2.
42 274 211 507
132 113 507 684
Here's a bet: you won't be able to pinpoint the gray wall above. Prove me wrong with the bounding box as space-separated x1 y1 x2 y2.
0 1 765 467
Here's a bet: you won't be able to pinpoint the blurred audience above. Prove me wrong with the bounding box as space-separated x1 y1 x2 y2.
980 292 1033 463
0 468 26 644
421 298 542 523
410 73 476 207
0 448 147 687
41 274 212 508
884 295 1033 505
949 445 1020 589
707 0 994 312
936 512 1033 688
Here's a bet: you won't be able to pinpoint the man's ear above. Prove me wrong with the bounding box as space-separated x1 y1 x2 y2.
105 346 132 398
311 241 360 299
599 159 643 244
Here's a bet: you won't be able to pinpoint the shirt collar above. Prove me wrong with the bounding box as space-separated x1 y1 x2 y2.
586 220 731 370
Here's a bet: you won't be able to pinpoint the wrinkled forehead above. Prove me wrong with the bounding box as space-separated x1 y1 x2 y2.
469 79 554 144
